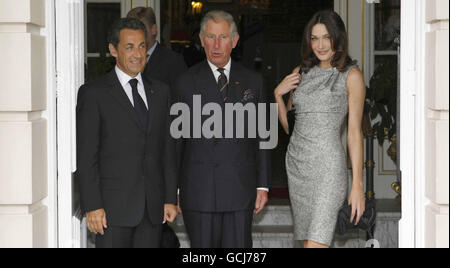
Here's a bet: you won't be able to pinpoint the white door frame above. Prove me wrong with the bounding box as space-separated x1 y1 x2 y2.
45 0 58 248
55 0 85 248
398 0 427 248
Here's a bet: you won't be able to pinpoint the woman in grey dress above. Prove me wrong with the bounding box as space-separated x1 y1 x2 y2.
274 10 366 248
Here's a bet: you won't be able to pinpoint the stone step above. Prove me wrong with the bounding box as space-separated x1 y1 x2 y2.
253 200 293 227
172 225 296 248
171 224 368 248
174 199 293 227
171 199 401 248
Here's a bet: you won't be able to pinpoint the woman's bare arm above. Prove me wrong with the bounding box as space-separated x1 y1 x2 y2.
346 67 366 224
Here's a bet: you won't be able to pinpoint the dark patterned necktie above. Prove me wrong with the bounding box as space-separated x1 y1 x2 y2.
217 68 229 102
129 79 149 131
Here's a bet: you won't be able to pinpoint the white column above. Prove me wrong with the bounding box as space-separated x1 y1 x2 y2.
424 0 449 248
0 0 49 248
399 0 449 248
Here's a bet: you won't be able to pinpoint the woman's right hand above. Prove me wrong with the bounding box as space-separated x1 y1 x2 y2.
274 73 302 97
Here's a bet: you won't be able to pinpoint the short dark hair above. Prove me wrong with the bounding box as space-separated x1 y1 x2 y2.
108 18 148 48
127 7 157 26
301 10 355 73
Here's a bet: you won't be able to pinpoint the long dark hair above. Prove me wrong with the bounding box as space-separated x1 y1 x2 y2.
300 10 355 73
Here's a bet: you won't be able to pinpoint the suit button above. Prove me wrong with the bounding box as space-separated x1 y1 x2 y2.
214 164 219 168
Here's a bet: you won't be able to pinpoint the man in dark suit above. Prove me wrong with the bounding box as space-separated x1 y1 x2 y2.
127 7 187 100
76 18 178 248
175 10 270 248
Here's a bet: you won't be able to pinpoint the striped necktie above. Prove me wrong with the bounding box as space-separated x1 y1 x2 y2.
217 68 229 102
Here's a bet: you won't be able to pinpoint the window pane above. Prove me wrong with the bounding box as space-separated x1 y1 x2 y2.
86 3 121 53
374 0 400 51
85 3 121 82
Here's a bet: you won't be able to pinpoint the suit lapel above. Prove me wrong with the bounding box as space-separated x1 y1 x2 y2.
106 70 142 130
143 78 155 135
228 61 245 104
195 61 223 105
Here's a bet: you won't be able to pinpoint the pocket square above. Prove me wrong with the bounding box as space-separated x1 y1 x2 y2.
241 89 255 103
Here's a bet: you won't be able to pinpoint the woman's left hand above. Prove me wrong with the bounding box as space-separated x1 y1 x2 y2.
348 185 366 225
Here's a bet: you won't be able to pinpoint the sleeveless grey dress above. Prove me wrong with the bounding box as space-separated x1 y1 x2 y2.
286 65 356 246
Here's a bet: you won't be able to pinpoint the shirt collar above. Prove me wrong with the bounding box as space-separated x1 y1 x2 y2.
207 59 232 75
115 65 144 88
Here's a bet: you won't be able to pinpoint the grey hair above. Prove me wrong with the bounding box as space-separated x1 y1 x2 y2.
200 10 238 39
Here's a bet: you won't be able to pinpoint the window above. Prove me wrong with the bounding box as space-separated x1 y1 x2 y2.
365 0 401 199
369 0 400 78
84 0 128 82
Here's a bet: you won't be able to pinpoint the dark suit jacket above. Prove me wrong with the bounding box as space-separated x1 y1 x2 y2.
75 70 177 227
144 43 187 100
175 60 271 213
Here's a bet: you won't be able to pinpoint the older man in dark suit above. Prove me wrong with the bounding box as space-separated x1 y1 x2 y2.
76 18 178 248
127 7 187 100
175 10 271 248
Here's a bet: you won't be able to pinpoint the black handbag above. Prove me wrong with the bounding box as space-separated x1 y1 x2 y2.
336 199 376 235
161 223 180 248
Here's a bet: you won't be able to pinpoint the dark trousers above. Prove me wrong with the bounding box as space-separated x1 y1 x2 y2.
95 206 162 248
183 210 253 248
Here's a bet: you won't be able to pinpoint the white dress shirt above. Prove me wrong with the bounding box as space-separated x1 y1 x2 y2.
206 59 269 193
207 59 231 83
115 66 148 109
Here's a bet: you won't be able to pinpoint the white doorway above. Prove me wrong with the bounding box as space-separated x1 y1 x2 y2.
50 0 423 248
